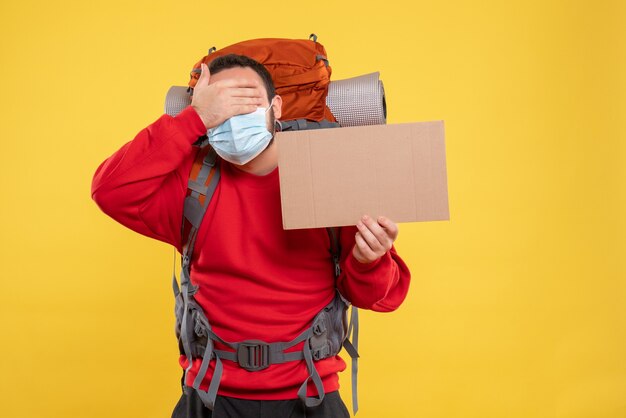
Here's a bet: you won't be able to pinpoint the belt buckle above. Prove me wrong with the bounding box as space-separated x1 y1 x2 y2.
237 340 270 371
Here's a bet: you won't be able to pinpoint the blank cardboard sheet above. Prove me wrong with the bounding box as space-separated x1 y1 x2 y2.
276 121 449 229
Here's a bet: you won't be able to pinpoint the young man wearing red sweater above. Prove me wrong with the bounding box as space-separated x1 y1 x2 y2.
92 54 411 418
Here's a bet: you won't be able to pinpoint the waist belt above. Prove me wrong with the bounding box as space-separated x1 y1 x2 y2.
199 325 327 410
174 284 357 412
214 338 307 371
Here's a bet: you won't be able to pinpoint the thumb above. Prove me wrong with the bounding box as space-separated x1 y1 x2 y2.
197 63 210 85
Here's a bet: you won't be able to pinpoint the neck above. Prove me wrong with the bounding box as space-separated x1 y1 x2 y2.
236 140 278 176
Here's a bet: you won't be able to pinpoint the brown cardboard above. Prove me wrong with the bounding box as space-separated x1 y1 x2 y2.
276 121 449 229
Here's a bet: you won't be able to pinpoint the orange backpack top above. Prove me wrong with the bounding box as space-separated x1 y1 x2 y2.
187 34 336 123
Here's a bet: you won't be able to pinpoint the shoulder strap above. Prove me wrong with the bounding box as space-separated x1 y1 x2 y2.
173 145 221 295
327 227 341 278
182 146 221 258
327 226 360 414
171 146 223 408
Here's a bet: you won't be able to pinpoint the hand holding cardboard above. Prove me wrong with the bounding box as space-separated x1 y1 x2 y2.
353 215 399 263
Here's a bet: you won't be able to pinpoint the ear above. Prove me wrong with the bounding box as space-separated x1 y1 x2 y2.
271 95 283 120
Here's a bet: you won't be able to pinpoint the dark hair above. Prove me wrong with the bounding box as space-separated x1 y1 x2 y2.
209 54 275 102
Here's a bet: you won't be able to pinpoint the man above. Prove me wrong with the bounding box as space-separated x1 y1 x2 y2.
92 54 411 418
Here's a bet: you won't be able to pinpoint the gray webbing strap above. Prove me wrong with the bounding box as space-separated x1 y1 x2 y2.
212 326 312 367
178 149 220 371
183 150 220 231
192 332 223 409
194 355 223 409
214 349 303 364
179 256 196 377
193 334 215 389
175 148 222 407
181 148 219 267
346 306 360 414
279 119 340 131
190 326 240 408
172 250 180 297
297 332 326 407
193 327 312 408
328 227 360 414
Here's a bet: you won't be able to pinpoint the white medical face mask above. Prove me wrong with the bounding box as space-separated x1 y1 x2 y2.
208 103 273 165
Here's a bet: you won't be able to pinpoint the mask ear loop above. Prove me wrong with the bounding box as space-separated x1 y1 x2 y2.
267 96 282 132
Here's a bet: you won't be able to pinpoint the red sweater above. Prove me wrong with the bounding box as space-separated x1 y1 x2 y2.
91 106 411 400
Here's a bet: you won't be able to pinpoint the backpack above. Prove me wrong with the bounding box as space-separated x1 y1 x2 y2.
172 35 360 414
188 34 337 125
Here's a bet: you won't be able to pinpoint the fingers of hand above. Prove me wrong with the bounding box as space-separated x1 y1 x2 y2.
216 84 264 109
219 78 262 89
377 216 399 241
194 90 262 123
228 87 266 99
354 232 377 263
228 97 264 107
195 76 263 100
357 215 392 253
191 75 265 128
355 222 385 254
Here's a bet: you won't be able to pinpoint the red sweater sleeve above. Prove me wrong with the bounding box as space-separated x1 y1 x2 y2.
91 106 208 251
336 226 411 312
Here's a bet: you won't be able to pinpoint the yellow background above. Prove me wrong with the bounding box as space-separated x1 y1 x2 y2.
1 0 625 417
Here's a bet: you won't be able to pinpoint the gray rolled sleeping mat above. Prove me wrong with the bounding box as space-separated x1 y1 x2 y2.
164 72 386 127
326 72 386 126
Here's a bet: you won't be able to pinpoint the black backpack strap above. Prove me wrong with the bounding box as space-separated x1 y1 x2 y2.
327 227 341 278
279 119 340 131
